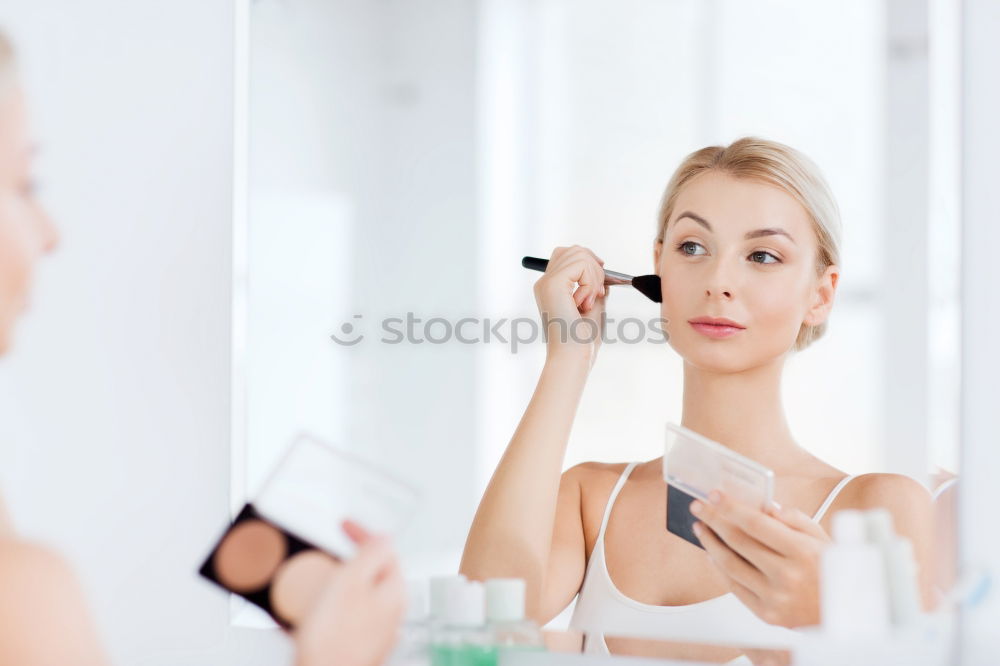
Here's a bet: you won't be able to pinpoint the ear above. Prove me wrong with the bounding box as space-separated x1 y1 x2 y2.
802 264 839 327
653 238 663 274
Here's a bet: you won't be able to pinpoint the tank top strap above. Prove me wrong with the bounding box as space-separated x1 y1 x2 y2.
596 462 640 542
811 474 857 522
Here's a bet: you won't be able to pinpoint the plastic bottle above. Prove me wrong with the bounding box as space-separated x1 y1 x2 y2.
388 578 432 665
430 575 468 627
430 579 495 666
865 509 922 629
820 509 891 637
485 578 545 656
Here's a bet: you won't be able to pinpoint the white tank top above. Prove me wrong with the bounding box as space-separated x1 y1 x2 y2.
569 462 856 657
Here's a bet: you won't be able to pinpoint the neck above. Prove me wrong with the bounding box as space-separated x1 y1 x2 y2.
680 355 805 471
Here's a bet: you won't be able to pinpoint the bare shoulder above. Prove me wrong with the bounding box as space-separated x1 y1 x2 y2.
838 472 932 510
829 473 934 538
562 460 630 485
0 538 75 581
562 461 637 503
0 539 107 665
0 538 85 613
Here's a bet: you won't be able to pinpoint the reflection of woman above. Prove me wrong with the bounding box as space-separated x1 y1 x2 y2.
461 138 935 659
0 32 403 666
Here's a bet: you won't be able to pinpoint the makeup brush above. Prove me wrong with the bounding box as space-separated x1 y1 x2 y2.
521 256 662 303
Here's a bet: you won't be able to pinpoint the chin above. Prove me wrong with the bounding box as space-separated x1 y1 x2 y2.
0 318 13 357
668 333 787 375
679 348 755 374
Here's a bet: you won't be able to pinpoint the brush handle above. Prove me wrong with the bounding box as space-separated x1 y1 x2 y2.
521 256 633 285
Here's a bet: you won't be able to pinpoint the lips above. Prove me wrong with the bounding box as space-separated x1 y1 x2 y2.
688 316 745 339
688 317 745 329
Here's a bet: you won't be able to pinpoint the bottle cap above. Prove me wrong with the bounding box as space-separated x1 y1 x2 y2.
832 509 868 544
441 580 485 626
429 575 466 620
864 508 895 544
404 578 429 622
486 578 527 623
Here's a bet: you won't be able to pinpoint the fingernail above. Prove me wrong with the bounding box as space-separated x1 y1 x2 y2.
708 491 722 505
690 500 703 515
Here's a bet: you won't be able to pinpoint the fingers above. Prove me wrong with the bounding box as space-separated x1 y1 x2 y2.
546 246 607 313
694 521 768 593
344 533 398 584
768 504 829 542
691 495 786 576
548 245 604 269
372 555 405 605
720 571 766 620
342 519 374 545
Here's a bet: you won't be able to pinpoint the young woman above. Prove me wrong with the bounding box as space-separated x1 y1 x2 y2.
0 31 403 666
460 138 935 660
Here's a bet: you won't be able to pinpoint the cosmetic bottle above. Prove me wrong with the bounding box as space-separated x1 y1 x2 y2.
430 579 495 666
388 579 431 665
820 509 891 637
485 578 545 655
430 575 468 627
865 509 922 629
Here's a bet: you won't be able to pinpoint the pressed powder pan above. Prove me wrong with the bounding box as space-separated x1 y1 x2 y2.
521 256 662 303
199 504 342 629
271 550 340 625
213 519 287 592
199 433 420 629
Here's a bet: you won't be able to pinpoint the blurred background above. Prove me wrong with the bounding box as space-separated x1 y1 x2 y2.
0 0 973 663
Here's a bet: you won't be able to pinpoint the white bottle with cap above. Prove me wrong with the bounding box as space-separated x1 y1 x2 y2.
820 509 891 637
387 578 432 665
485 579 544 653
429 575 467 627
865 508 922 629
430 579 495 666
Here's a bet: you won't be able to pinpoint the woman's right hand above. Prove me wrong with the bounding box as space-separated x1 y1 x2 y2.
294 521 405 666
532 245 609 366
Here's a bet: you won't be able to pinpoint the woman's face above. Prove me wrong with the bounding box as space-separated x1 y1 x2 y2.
653 170 837 374
0 86 58 355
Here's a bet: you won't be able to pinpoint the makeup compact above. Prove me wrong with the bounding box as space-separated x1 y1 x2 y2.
199 433 420 628
662 422 774 549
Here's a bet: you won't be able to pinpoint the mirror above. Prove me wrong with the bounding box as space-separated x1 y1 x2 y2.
238 0 960 654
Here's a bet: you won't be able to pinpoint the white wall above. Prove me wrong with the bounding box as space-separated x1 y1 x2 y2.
958 0 1000 660
246 0 481 580
0 2 289 664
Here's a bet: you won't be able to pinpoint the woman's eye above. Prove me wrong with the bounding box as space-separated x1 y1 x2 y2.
749 250 780 264
675 241 706 256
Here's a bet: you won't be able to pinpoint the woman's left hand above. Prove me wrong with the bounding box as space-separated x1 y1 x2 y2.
690 491 831 628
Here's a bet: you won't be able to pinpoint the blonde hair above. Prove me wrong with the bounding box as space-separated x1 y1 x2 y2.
655 137 842 351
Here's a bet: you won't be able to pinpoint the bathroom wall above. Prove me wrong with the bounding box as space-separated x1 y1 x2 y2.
0 1 290 663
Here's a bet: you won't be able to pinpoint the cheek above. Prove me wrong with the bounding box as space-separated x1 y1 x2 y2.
658 266 687 333
743 277 812 341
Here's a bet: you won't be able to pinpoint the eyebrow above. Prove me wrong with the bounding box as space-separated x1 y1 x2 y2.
674 211 797 244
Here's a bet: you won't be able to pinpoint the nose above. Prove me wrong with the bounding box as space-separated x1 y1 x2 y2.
37 209 59 254
705 259 735 300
